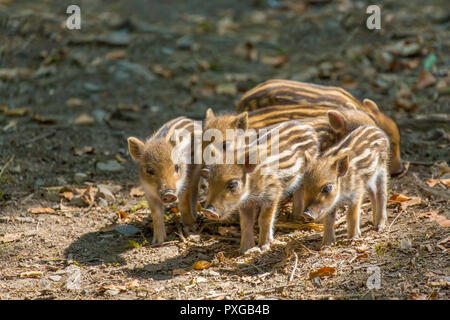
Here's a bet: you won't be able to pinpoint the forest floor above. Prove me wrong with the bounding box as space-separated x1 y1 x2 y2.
0 0 449 300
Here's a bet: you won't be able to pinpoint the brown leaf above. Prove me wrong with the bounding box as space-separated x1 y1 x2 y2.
117 211 127 220
408 293 427 300
356 252 369 259
217 226 238 237
60 191 74 201
33 114 57 125
0 233 22 243
433 215 450 228
309 266 336 279
173 268 187 276
1 106 31 116
106 50 126 60
28 207 57 215
394 97 418 111
20 271 43 279
439 178 450 187
152 64 173 78
170 207 179 213
74 113 95 126
66 98 83 108
73 146 95 156
81 185 96 206
192 260 212 270
130 187 145 197
426 178 441 187
98 284 127 292
261 55 288 68
416 71 436 89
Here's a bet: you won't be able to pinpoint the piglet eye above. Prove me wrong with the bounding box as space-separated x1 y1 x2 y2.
174 164 180 173
146 167 155 175
321 184 332 194
227 180 239 191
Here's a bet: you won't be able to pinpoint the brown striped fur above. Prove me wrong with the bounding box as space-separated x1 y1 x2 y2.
297 125 390 246
236 79 403 176
202 121 319 253
127 117 199 243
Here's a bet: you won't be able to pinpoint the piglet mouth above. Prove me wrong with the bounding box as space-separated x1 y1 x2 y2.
302 209 315 222
202 206 220 221
390 161 409 178
161 190 177 204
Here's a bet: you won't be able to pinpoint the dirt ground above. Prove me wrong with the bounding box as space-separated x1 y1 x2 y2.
0 0 449 300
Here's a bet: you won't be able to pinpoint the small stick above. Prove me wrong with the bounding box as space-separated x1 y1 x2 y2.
0 155 15 179
387 211 404 234
18 130 56 147
288 252 298 282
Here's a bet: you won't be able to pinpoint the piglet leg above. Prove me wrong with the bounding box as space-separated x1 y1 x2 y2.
240 205 257 253
374 169 388 231
322 210 337 246
147 196 167 244
347 196 362 239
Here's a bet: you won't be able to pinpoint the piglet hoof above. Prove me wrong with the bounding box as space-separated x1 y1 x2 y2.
152 234 167 245
373 223 386 232
242 247 262 256
183 223 199 235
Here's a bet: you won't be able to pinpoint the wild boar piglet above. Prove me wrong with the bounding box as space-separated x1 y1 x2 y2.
127 117 200 244
299 125 390 246
202 120 319 254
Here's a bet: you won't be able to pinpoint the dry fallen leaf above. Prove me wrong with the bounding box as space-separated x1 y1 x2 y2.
388 193 421 210
260 55 288 68
192 260 212 270
173 268 187 276
130 187 145 197
309 266 336 279
408 293 427 300
20 271 43 278
170 207 179 213
98 284 127 292
416 70 436 89
106 50 126 60
117 211 127 220
81 185 96 206
74 113 95 126
28 207 57 215
66 98 83 108
0 233 22 243
60 191 74 201
433 215 450 228
74 146 94 156
426 178 441 187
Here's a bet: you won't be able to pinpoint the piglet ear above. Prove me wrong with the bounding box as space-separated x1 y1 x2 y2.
334 155 349 177
205 108 215 120
363 98 380 113
127 137 145 161
234 112 248 131
304 151 313 167
327 110 346 133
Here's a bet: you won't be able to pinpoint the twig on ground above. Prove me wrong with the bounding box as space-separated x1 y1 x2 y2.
17 130 56 147
288 252 298 282
387 211 404 234
0 155 15 179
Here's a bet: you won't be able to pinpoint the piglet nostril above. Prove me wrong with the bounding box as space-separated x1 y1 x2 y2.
202 206 219 221
303 209 314 220
161 191 177 204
